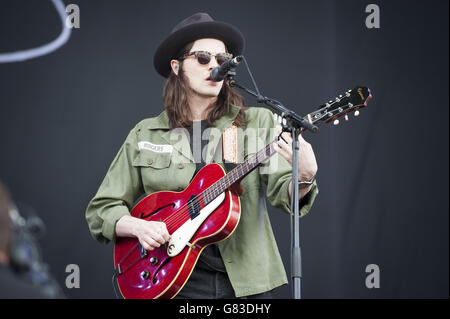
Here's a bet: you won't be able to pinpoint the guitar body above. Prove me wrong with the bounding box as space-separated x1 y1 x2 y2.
114 163 240 299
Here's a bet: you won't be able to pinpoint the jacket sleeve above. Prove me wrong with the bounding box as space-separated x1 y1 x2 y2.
85 127 144 243
257 108 319 217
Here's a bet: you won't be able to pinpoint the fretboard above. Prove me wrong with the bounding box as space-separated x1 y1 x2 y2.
201 138 278 204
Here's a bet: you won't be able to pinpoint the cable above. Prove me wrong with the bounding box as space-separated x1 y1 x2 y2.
0 0 72 63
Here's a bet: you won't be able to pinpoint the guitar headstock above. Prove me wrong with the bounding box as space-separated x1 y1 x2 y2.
308 86 372 125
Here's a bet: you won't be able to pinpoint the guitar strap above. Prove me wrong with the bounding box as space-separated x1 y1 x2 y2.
212 123 240 173
222 123 239 164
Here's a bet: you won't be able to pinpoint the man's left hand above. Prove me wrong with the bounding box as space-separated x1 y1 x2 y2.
274 125 318 182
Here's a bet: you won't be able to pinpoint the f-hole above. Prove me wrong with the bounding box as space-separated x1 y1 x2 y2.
140 203 175 219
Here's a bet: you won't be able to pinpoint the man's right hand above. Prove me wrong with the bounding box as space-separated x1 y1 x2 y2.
115 215 171 251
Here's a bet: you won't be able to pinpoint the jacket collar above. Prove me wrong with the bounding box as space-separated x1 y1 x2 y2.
148 104 241 163
146 110 170 130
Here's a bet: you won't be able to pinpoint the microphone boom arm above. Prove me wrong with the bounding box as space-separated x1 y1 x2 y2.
227 76 318 133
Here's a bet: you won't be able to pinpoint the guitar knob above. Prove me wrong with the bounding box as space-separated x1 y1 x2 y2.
141 270 150 279
354 110 360 117
333 119 339 125
345 114 349 121
150 257 159 265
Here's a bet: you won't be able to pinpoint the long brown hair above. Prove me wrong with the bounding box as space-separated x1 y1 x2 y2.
162 41 248 129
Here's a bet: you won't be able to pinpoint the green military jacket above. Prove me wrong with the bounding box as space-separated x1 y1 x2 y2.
85 104 318 298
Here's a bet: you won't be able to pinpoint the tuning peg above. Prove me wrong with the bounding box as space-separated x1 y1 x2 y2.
354 110 360 117
274 113 281 123
345 114 349 121
333 119 339 125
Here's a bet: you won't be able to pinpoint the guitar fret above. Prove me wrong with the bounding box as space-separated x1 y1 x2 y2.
202 140 278 206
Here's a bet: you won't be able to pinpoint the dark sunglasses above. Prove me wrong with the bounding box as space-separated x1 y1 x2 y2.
178 51 233 66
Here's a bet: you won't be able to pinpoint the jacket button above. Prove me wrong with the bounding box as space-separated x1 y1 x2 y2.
178 163 184 169
147 158 153 165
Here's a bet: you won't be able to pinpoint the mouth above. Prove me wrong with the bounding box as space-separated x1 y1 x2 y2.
205 76 218 85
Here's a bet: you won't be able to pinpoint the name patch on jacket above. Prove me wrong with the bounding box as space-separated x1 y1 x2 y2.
138 141 173 153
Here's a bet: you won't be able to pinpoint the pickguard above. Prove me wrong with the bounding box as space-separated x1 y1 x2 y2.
167 192 225 257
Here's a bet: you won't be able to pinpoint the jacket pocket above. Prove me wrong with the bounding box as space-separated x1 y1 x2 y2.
132 151 172 192
132 151 172 169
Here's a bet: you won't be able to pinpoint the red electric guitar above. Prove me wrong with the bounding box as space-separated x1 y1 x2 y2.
113 86 372 299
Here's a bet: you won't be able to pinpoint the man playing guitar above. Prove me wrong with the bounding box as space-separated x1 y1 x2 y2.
86 12 318 299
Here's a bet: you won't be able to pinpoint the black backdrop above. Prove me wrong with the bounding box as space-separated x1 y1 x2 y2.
0 0 448 299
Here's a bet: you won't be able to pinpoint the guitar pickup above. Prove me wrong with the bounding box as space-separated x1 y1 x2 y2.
186 242 196 249
167 192 225 257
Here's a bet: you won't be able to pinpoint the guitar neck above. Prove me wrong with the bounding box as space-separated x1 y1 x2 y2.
202 138 278 205
199 85 372 205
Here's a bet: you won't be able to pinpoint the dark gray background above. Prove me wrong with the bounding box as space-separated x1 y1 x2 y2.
0 0 448 298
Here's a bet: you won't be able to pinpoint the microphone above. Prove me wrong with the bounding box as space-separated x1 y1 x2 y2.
210 55 243 82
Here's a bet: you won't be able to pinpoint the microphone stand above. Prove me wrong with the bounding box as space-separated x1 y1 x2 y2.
225 65 318 299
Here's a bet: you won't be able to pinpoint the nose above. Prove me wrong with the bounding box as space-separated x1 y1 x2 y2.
208 56 219 70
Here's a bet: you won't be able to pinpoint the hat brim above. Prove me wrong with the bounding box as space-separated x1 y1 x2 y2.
153 21 245 78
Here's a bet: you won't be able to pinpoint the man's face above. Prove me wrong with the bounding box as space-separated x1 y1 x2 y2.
180 38 227 98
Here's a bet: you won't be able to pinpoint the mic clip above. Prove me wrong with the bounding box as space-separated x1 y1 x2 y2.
224 67 237 84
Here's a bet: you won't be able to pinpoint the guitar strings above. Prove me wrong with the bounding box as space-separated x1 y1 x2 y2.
162 158 248 228
161 142 274 230
162 145 268 229
162 173 234 230
161 160 253 229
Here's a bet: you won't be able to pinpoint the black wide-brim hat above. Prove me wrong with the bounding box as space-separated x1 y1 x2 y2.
153 12 245 78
